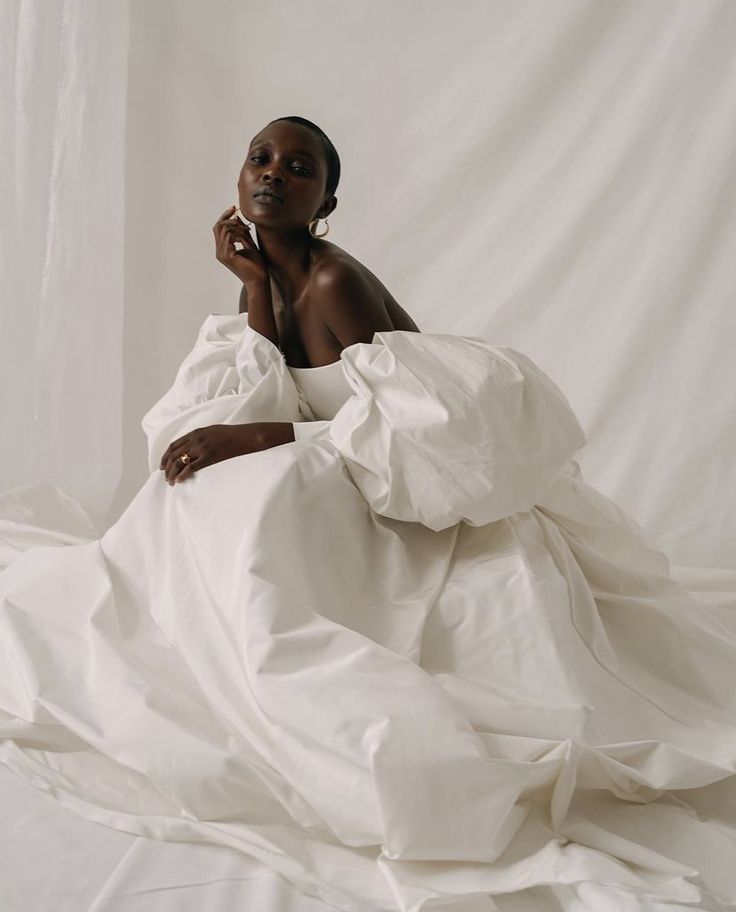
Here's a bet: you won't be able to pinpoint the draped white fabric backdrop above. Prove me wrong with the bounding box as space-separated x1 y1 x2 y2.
0 0 128 531
1 0 735 573
2 4 736 911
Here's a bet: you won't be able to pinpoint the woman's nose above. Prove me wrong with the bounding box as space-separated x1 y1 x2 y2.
263 168 285 185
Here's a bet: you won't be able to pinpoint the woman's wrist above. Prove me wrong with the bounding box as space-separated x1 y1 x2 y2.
245 280 279 346
254 422 296 450
243 273 270 291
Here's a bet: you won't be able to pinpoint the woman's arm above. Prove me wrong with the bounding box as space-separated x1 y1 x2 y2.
213 206 277 342
256 422 296 448
245 279 279 347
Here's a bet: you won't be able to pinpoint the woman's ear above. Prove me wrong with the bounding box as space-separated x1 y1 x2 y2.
318 196 337 221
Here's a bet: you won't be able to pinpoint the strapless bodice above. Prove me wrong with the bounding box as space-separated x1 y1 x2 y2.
287 359 353 420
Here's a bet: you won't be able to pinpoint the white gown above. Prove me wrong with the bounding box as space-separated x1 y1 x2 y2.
1 313 735 912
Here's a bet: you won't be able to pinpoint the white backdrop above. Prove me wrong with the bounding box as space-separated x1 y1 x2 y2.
2 0 735 571
2 4 736 910
0 0 128 531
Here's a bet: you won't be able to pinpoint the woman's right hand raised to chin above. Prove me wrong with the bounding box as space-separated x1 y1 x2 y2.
214 206 280 346
213 205 269 286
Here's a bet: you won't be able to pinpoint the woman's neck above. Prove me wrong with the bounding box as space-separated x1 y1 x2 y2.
254 225 317 305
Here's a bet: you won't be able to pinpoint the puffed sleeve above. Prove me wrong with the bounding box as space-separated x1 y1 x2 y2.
141 315 302 473
327 331 586 531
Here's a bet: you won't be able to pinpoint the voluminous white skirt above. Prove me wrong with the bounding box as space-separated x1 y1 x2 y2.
1 314 735 911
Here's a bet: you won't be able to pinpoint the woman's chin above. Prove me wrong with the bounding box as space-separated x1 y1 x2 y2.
242 213 307 233
241 208 279 226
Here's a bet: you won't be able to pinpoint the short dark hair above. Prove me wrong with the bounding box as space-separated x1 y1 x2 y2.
267 115 341 198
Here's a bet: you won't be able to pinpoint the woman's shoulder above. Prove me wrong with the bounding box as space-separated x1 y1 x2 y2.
308 240 379 293
309 242 420 333
309 242 374 290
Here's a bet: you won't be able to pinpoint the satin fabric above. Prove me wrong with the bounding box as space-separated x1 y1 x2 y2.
1 313 735 912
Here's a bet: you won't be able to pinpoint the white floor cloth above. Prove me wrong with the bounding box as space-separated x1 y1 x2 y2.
1 314 735 912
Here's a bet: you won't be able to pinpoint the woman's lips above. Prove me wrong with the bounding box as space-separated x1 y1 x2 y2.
254 193 283 205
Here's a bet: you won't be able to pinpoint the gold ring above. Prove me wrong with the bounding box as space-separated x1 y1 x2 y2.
180 453 191 465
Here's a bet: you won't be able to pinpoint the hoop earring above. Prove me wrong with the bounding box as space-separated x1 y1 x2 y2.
309 217 329 238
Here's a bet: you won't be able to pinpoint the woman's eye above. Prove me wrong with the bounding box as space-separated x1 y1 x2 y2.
249 155 310 176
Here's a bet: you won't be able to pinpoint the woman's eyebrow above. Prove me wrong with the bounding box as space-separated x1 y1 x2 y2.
250 142 318 164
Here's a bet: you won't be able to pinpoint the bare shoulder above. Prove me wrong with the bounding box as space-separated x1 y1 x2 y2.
308 247 393 346
310 243 381 299
312 250 376 297
308 241 421 334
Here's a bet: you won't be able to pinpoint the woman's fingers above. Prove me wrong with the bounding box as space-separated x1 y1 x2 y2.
218 217 251 233
214 222 245 241
214 219 255 250
216 223 257 264
213 207 238 235
161 438 194 481
160 434 189 468
218 237 248 264
222 222 252 240
165 450 202 485
169 454 204 484
212 207 266 281
213 206 239 230
227 233 255 255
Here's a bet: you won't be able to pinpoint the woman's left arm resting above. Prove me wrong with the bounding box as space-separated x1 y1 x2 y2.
160 421 295 484
255 422 297 449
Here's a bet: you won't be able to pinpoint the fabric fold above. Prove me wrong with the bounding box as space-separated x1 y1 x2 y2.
328 330 586 530
292 419 332 441
2 312 734 912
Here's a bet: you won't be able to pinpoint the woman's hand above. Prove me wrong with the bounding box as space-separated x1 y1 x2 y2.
213 205 269 285
160 423 265 484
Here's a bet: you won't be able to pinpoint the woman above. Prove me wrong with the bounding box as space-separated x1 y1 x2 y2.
159 115 420 485
1 117 735 912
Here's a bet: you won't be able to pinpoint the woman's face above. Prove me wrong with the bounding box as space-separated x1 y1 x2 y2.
238 121 334 229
